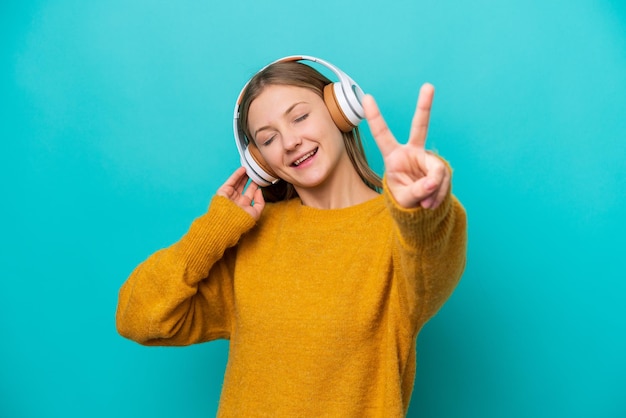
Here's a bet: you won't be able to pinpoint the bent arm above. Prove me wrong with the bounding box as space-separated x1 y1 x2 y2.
116 196 256 346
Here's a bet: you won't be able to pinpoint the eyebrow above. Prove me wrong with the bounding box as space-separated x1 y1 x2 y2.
253 101 307 140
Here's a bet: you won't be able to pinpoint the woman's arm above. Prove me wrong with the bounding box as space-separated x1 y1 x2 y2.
365 84 467 329
385 180 467 327
116 195 256 346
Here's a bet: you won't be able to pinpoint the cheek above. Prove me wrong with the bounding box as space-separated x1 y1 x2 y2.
327 128 347 152
322 119 345 146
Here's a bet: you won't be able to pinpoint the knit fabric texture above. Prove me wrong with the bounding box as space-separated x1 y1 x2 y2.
116 185 467 417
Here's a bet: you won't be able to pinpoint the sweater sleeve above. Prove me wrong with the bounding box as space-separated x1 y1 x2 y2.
384 173 468 331
115 195 256 346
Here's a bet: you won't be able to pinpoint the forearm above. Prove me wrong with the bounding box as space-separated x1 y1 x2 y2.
416 194 467 320
115 196 255 345
386 185 468 325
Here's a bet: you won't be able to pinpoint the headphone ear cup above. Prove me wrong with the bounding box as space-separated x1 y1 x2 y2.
323 83 354 132
246 141 279 180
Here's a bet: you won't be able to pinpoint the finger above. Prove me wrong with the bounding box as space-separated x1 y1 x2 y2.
424 154 449 208
235 168 251 191
242 180 259 202
421 158 451 209
430 171 451 209
222 167 247 189
217 167 248 198
409 176 439 205
419 155 447 207
362 94 398 157
425 156 447 193
408 83 435 149
420 194 437 209
252 185 265 211
419 178 444 209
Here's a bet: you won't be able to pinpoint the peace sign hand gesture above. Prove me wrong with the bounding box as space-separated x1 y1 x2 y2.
363 83 450 210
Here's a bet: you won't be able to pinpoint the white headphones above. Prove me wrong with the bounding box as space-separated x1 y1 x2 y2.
232 55 366 187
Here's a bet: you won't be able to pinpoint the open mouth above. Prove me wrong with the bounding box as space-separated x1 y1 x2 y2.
292 148 318 167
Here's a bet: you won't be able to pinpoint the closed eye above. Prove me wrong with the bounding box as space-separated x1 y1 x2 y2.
261 135 276 146
294 113 309 123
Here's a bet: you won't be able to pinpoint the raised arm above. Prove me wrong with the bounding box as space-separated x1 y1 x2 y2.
365 84 467 326
116 172 257 345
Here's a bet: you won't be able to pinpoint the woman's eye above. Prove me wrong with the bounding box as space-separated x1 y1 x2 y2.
262 136 275 146
294 114 309 123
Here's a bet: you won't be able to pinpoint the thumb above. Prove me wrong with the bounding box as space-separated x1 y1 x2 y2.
409 177 438 204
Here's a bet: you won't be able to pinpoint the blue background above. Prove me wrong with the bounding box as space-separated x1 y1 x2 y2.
2 0 625 417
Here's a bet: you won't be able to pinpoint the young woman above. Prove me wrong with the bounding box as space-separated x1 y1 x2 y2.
116 57 467 417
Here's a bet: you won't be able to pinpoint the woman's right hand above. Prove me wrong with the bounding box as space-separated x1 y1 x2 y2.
216 167 266 220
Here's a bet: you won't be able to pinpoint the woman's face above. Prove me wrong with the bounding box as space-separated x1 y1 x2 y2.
247 84 352 190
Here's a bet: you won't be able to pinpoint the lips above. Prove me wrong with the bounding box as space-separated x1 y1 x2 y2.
291 148 318 167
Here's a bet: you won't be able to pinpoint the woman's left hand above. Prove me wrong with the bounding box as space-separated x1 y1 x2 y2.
363 83 450 209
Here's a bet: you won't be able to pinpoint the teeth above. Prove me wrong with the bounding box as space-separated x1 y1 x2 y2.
293 149 316 166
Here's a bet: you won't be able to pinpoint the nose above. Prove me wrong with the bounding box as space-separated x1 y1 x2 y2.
281 128 302 151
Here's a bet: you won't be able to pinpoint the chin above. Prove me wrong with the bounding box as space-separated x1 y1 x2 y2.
289 175 328 190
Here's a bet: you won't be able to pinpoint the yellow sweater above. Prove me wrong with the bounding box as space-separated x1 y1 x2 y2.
116 186 467 417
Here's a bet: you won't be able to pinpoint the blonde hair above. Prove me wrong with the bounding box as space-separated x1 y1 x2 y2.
238 61 382 202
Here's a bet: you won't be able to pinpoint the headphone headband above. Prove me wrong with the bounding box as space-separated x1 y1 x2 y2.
233 55 365 186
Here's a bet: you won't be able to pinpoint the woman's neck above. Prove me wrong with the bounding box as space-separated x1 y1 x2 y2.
294 168 380 210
